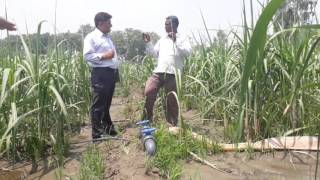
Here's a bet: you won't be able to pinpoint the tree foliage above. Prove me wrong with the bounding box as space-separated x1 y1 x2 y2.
275 0 318 28
77 24 95 37
111 28 159 61
0 24 160 62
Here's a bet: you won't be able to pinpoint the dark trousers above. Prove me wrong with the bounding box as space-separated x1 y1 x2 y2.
144 73 178 126
90 67 117 138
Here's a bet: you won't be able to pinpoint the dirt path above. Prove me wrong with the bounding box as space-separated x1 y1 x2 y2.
0 93 319 179
182 151 317 179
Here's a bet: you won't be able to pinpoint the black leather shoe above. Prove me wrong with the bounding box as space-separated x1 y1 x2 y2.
108 129 118 136
92 135 102 143
92 134 101 139
105 126 118 136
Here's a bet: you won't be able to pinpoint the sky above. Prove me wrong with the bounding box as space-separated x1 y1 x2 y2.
0 0 319 38
0 0 252 37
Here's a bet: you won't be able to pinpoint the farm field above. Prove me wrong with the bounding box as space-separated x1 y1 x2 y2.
0 93 318 179
1 0 320 179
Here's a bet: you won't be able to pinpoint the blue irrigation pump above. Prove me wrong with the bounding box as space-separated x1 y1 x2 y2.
136 120 156 156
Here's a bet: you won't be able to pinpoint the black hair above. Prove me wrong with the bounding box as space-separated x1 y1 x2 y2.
94 12 112 27
166 16 179 27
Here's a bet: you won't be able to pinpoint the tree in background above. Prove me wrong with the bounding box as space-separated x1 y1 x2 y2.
111 28 159 61
213 30 228 52
110 30 127 60
77 25 160 61
276 0 318 28
77 24 95 38
0 24 160 61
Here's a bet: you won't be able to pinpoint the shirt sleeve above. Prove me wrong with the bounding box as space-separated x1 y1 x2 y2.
83 36 103 64
175 36 192 58
145 40 160 58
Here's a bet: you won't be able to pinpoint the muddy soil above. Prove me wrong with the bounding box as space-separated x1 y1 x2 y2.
0 91 319 180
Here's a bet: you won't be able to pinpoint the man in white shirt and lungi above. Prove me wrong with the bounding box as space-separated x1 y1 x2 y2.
143 15 191 126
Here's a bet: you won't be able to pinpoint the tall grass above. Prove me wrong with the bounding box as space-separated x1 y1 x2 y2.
238 0 285 140
149 124 222 180
0 22 90 171
79 145 105 180
180 0 319 142
116 0 319 143
0 0 319 178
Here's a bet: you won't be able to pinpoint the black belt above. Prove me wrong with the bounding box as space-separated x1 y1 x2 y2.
92 67 118 73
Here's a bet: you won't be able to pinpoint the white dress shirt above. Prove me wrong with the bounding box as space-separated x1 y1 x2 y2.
83 28 119 69
146 34 191 74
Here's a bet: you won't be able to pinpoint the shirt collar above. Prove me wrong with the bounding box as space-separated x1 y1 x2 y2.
93 28 109 37
165 33 179 39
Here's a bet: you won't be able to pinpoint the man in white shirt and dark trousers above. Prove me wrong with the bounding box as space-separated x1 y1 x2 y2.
83 12 119 140
143 16 191 126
